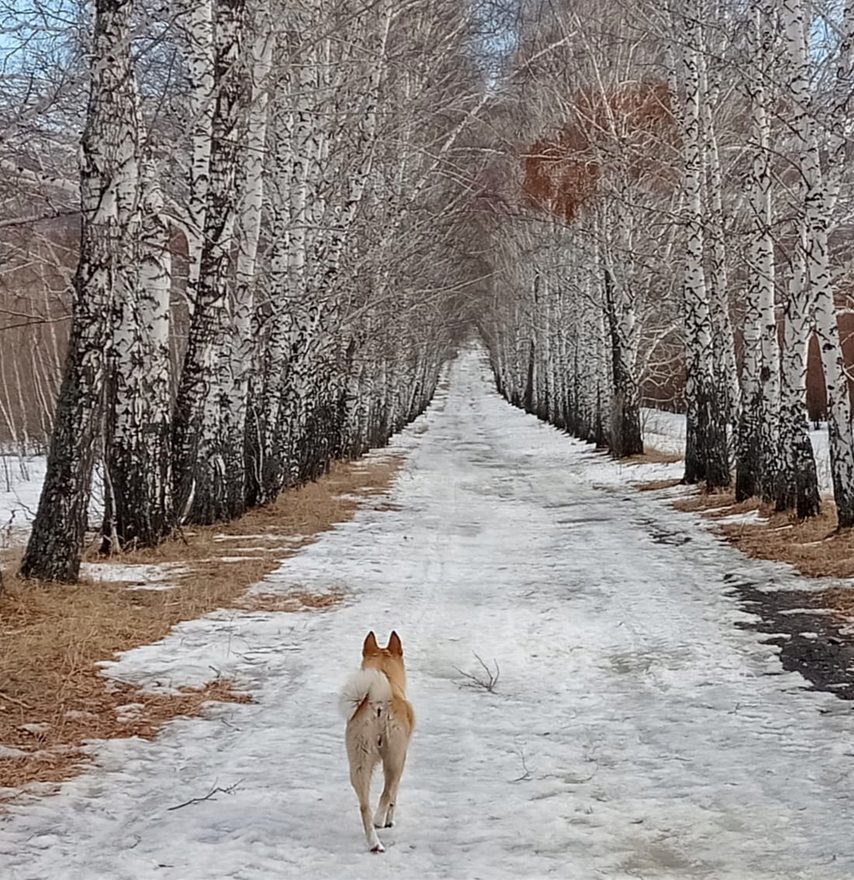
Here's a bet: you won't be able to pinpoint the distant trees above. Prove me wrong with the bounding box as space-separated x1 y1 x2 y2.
480 8 677 463
478 0 854 529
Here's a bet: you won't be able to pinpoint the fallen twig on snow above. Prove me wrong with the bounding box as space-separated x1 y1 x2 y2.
454 653 500 692
510 746 532 782
167 778 243 811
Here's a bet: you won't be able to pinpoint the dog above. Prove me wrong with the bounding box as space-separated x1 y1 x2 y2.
340 630 415 852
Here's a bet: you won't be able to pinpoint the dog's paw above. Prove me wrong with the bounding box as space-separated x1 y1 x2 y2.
383 820 395 829
370 843 385 854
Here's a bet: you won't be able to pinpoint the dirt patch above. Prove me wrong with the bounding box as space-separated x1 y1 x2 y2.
725 574 854 702
0 453 403 792
659 486 854 699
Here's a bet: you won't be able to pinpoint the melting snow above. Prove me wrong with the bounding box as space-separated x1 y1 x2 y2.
0 746 28 759
1 352 854 879
79 562 189 592
714 510 766 526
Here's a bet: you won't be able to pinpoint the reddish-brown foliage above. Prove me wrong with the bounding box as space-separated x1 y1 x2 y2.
522 82 675 223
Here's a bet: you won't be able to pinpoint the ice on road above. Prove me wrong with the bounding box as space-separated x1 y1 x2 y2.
2 351 853 880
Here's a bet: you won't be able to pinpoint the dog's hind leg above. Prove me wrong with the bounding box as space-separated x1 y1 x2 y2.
374 749 406 829
350 759 384 852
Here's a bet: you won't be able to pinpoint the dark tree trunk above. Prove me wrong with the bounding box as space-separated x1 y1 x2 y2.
774 410 821 520
603 268 643 458
21 0 136 582
523 341 535 412
684 358 731 490
735 391 761 500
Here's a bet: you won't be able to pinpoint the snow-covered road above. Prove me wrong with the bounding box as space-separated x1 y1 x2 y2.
3 351 854 880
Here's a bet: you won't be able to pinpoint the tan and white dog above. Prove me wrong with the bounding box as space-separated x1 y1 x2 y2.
340 631 415 853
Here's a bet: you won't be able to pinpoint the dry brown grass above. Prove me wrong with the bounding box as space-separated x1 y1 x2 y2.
623 446 684 466
0 680 250 788
634 478 684 493
0 453 403 793
235 588 346 613
668 488 854 578
823 586 854 622
672 489 750 515
705 498 854 625
717 502 854 580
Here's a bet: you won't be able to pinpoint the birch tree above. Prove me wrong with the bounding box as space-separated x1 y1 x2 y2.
675 4 730 488
782 0 854 526
224 0 274 518
21 0 139 581
735 0 780 501
177 0 215 299
172 0 247 525
101 140 173 552
774 0 821 518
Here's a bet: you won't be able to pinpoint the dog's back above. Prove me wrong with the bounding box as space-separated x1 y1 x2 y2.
341 667 394 765
342 631 414 852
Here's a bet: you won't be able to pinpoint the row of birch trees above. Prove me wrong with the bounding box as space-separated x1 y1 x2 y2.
14 0 484 581
479 0 854 528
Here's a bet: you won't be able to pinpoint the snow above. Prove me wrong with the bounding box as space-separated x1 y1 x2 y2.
213 534 306 543
779 608 834 616
641 407 836 495
0 454 46 543
641 407 687 456
2 351 854 879
714 510 766 526
80 562 190 591
0 746 28 759
0 454 104 548
17 723 50 736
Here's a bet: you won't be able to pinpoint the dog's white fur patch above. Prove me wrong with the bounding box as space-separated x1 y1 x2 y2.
339 668 392 720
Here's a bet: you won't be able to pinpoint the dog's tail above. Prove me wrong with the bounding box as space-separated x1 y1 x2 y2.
339 668 392 721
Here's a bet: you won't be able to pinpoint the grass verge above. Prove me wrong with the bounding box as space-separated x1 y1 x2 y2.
668 488 854 626
622 446 684 466
0 454 403 794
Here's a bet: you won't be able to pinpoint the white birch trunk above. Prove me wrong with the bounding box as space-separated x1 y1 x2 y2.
702 85 740 426
736 0 780 501
224 1 274 516
678 9 730 488
103 148 174 552
774 0 821 518
598 203 643 458
178 0 215 303
172 0 247 525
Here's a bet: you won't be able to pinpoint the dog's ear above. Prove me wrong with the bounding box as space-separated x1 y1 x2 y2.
363 631 380 656
387 631 403 656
